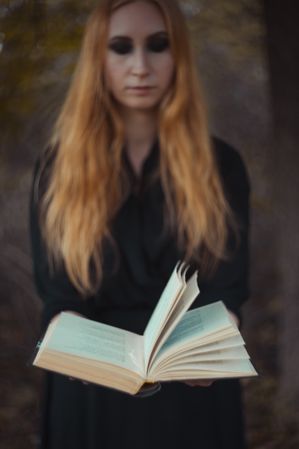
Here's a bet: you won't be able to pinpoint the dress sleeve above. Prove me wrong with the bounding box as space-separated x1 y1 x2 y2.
29 157 95 330
197 138 250 322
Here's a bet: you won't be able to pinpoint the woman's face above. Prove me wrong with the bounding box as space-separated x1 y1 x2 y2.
104 1 175 113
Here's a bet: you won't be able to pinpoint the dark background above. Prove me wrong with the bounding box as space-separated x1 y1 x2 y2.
0 0 298 447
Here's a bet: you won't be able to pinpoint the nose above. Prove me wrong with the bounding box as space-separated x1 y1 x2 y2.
131 47 150 78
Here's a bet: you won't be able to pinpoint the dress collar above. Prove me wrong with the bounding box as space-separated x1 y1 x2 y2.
122 139 160 196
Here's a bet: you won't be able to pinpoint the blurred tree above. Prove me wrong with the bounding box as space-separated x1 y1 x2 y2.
264 0 299 436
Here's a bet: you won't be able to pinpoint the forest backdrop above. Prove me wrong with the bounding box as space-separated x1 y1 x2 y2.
0 0 298 448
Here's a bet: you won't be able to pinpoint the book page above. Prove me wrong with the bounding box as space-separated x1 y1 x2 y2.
153 344 249 371
159 358 257 377
165 345 250 365
157 301 235 359
39 312 145 376
147 272 199 372
143 262 185 367
150 337 249 375
191 334 245 353
161 334 245 360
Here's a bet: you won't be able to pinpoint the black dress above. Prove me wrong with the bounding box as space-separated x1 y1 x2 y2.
30 137 250 449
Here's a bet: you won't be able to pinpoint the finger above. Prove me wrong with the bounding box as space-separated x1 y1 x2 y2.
135 382 161 398
69 377 89 385
185 380 214 387
228 311 240 328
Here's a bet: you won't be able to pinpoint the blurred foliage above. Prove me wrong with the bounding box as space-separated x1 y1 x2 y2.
183 0 265 60
0 0 95 142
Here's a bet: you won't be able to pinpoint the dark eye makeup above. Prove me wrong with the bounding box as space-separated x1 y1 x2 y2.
108 33 170 55
108 38 133 55
147 34 169 52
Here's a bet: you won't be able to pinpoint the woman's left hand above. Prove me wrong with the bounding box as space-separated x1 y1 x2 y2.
228 311 240 327
184 379 214 387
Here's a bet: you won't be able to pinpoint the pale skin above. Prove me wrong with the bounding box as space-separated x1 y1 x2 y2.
69 1 240 388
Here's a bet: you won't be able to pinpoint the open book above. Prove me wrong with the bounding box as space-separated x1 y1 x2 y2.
32 262 257 395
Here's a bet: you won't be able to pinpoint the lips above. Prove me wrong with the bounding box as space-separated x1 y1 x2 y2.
126 86 156 96
127 86 155 90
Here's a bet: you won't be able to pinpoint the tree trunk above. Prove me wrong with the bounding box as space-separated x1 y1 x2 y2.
264 0 299 425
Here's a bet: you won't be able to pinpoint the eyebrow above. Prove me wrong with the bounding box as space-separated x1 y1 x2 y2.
108 31 168 41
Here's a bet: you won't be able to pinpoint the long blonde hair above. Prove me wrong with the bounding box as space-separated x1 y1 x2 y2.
40 0 232 295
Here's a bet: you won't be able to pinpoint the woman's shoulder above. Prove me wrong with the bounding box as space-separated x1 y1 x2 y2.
211 135 250 193
211 136 247 173
31 144 57 206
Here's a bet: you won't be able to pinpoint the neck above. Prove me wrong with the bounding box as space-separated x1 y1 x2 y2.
121 109 158 176
122 109 158 154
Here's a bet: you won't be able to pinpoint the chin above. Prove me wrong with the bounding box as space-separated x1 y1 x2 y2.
124 99 161 111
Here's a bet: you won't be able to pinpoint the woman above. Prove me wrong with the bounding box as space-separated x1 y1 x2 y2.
30 1 250 448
